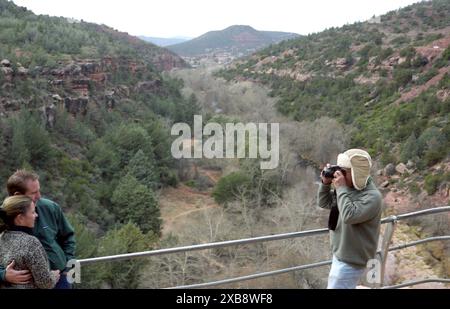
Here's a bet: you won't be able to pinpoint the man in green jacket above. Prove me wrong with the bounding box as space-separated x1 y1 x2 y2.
0 170 76 289
317 149 382 289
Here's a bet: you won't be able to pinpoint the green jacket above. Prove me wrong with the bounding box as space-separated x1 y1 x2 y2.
0 198 75 282
317 177 382 268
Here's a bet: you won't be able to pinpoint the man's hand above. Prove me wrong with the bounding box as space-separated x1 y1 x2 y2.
51 270 61 283
321 163 333 185
332 170 347 188
5 260 32 285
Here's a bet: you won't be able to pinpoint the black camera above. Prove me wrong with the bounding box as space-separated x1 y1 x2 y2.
322 165 346 179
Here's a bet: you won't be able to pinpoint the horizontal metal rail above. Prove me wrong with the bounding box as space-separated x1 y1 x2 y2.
78 228 328 265
77 206 450 266
387 235 450 252
382 278 450 289
381 206 450 223
168 260 332 289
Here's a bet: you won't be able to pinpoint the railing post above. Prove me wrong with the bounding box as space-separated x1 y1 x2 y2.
375 215 397 288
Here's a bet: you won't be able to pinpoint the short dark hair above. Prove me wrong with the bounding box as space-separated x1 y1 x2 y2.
6 169 39 196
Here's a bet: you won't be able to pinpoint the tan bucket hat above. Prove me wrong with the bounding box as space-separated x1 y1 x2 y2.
337 149 372 190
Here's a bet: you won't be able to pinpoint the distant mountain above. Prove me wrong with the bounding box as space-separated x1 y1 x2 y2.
139 36 191 47
167 25 300 57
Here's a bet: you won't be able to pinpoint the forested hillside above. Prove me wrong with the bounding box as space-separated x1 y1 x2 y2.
218 0 450 196
0 0 198 288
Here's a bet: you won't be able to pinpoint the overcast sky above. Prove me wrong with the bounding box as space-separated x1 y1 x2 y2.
12 0 421 38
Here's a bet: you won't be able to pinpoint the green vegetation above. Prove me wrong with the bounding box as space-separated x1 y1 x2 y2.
213 159 283 208
111 174 161 234
0 0 181 69
212 171 251 205
0 0 197 288
70 217 158 288
424 172 450 195
218 0 450 169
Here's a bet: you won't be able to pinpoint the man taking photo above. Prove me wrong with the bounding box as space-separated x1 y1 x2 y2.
317 149 382 289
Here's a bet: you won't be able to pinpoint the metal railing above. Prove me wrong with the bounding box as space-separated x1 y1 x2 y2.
77 206 450 289
78 228 329 265
382 279 450 289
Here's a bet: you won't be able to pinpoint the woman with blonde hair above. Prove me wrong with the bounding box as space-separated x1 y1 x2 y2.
0 195 60 289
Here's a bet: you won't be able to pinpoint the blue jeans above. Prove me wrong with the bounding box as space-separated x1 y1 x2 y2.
327 255 365 289
53 273 72 289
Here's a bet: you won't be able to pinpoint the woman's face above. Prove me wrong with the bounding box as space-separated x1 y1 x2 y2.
15 201 38 228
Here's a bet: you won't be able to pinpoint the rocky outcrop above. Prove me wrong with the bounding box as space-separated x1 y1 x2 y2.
415 35 450 63
396 66 450 104
380 180 390 188
52 94 63 103
17 66 29 77
64 97 88 116
80 62 99 75
116 85 130 97
354 74 380 85
384 163 396 176
395 163 408 175
0 98 22 112
262 67 312 82
105 90 116 109
436 89 450 102
1 59 11 67
71 78 90 97
1 59 14 82
41 104 57 129
49 79 64 86
51 63 82 77
325 58 351 71
152 52 187 71
1 55 169 121
135 79 163 94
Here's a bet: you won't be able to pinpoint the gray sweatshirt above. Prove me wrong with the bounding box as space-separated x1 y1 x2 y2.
317 177 382 268
0 231 58 289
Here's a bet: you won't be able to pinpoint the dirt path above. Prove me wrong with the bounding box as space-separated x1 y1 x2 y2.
159 167 221 236
169 205 218 221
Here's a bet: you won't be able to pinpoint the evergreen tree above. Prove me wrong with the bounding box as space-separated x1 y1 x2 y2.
126 149 159 190
95 222 157 288
400 133 418 162
111 174 161 234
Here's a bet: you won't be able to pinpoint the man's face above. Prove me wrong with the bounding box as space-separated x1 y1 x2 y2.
343 168 353 188
24 179 41 203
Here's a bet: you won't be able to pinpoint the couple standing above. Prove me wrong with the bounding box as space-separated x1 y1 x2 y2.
0 170 75 289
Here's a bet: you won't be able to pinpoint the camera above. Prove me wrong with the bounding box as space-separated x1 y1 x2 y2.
322 165 346 179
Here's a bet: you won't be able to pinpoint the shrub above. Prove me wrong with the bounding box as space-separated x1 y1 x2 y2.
111 174 161 234
424 173 443 195
416 68 438 85
393 68 413 87
86 223 157 288
212 171 251 205
408 182 421 195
